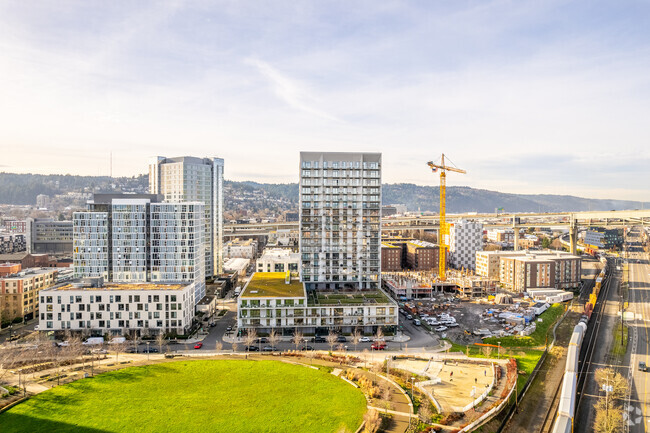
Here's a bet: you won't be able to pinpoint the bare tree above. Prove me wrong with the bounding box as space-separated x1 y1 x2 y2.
375 327 384 343
481 346 493 358
595 368 628 401
353 329 361 352
292 329 303 352
269 329 281 351
156 333 167 354
418 402 433 424
244 330 257 357
594 397 624 433
363 408 381 433
326 331 338 353
215 341 223 352
231 342 239 353
381 384 392 414
362 349 370 369
113 341 126 364
131 336 139 354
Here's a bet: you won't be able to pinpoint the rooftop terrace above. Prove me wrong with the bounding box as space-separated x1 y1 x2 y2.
47 282 188 291
308 290 394 306
241 272 305 298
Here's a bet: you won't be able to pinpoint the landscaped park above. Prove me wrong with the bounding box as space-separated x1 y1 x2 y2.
0 360 367 433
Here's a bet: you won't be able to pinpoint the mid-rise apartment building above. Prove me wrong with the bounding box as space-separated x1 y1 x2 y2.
1 267 57 321
27 218 73 255
73 194 205 304
256 248 299 273
449 220 483 270
476 250 581 291
39 277 195 335
299 152 381 290
486 229 514 243
150 156 224 276
405 240 439 271
381 243 402 272
237 273 397 334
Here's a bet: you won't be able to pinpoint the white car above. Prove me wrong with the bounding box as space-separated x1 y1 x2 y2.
435 326 448 332
446 323 459 327
359 337 371 343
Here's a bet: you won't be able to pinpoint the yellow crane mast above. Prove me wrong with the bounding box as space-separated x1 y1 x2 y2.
427 154 466 281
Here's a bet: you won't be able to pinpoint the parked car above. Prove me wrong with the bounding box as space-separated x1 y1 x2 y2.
256 337 269 344
435 326 448 332
359 336 371 343
194 343 203 349
446 323 459 327
246 345 259 352
262 346 277 352
300 345 314 351
371 342 387 350
336 336 347 343
406 314 413 320
226 326 233 332
640 362 647 372
313 336 326 343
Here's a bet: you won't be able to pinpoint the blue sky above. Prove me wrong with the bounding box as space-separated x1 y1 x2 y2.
0 1 649 200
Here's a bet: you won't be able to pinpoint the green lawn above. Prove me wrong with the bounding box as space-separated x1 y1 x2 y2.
483 303 566 348
0 360 366 433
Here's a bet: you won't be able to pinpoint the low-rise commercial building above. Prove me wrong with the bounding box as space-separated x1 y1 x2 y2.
39 277 195 335
1 267 58 322
237 272 398 334
256 248 299 273
223 238 258 259
224 258 250 278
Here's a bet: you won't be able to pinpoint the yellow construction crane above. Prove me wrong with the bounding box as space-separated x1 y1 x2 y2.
427 154 466 281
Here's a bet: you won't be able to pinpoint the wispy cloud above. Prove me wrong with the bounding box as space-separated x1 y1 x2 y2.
245 57 340 122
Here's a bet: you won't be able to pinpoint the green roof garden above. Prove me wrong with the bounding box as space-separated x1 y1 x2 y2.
241 272 306 298
307 290 394 306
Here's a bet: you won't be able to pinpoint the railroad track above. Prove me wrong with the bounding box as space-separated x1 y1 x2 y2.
574 262 614 422
538 372 564 433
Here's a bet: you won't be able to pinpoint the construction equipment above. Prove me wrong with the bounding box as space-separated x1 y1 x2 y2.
427 154 466 281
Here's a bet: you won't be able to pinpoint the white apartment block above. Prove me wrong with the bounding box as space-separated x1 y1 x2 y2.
39 278 195 335
449 220 483 270
486 229 514 243
223 238 258 259
150 156 224 277
299 152 381 291
237 273 398 334
256 248 300 273
73 194 205 303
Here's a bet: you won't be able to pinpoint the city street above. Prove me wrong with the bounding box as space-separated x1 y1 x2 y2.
625 229 650 432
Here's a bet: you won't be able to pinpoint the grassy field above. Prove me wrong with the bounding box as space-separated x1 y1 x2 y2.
610 322 629 360
483 303 566 348
0 360 366 433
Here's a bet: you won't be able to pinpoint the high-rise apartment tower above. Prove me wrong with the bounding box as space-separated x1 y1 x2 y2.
73 194 205 304
299 152 381 291
149 156 224 276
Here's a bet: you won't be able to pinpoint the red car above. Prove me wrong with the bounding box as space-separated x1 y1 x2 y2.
194 342 203 349
371 342 386 350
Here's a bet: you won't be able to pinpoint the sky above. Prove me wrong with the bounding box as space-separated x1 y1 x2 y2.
0 1 649 201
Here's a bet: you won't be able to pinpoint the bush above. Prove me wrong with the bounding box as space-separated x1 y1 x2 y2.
440 412 464 424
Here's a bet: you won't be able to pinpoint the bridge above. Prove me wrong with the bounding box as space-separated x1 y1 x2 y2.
225 209 650 254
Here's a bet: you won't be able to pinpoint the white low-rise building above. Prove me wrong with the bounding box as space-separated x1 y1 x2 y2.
256 248 300 274
237 272 398 334
39 277 195 336
224 258 250 277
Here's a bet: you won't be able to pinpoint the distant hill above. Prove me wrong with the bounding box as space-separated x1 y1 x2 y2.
0 173 644 213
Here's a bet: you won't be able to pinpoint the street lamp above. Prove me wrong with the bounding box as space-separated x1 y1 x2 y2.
146 342 150 361
498 341 501 359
